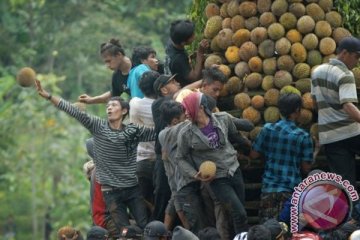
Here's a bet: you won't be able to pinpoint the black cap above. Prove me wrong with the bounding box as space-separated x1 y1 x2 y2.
337 36 360 54
262 219 287 240
86 226 108 240
143 221 171 240
153 74 177 96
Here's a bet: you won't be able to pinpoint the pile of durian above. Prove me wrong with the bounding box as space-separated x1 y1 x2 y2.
202 0 359 139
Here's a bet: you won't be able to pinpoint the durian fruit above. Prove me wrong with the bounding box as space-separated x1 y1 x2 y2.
302 92 315 110
204 16 223 39
332 27 352 44
258 39 275 58
204 54 223 68
318 0 333 12
220 2 229 17
251 95 265 109
262 75 274 91
227 0 240 17
277 55 295 72
17 67 36 87
231 15 246 32
245 72 263 89
302 33 318 50
297 108 313 125
217 29 234 50
286 29 303 43
263 57 277 75
225 46 241 63
293 63 311 79
239 41 258 61
325 11 342 28
319 37 336 55
280 85 301 95
222 18 232 29
279 12 298 30
205 3 220 19
297 16 315 34
257 0 272 13
314 21 332 38
232 29 251 47
234 92 251 110
211 35 222 52
275 37 291 55
259 12 277 28
245 16 260 30
250 27 268 44
264 88 280 106
274 70 293 88
289 3 306 18
264 106 281 123
295 78 311 93
249 126 263 140
239 1 258 18
322 53 336 63
271 0 289 17
307 50 322 67
242 106 262 124
310 123 319 140
218 64 232 78
225 76 243 94
248 56 263 73
235 61 250 79
291 42 307 63
305 3 325 22
199 161 217 178
268 23 286 40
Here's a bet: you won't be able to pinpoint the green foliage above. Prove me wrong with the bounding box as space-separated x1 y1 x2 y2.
335 0 360 37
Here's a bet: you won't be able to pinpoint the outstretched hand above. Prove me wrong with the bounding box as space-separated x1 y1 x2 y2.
78 94 92 103
35 79 50 99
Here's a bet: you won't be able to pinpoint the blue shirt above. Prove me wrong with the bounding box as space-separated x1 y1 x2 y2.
253 119 313 193
127 64 150 98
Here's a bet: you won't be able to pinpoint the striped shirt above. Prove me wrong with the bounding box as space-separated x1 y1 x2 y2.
311 58 360 144
58 99 155 188
253 120 313 193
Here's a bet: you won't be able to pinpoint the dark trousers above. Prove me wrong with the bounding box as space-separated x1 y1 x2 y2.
102 185 148 237
325 134 360 190
136 160 155 205
210 168 248 235
152 154 171 221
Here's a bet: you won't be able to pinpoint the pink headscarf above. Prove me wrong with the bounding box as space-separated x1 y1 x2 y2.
182 92 202 122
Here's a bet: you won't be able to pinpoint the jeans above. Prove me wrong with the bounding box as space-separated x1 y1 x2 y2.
152 154 171 221
136 160 155 204
210 168 248 234
176 182 207 234
325 134 360 190
102 185 148 237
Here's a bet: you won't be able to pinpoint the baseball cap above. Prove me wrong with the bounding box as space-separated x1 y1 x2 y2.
172 226 199 240
86 226 108 240
337 36 360 54
143 221 170 240
153 74 177 95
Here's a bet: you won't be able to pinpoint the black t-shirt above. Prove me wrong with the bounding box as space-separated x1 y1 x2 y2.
164 40 191 88
152 95 172 154
111 69 130 97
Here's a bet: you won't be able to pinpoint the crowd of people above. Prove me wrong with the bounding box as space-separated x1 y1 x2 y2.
33 18 360 240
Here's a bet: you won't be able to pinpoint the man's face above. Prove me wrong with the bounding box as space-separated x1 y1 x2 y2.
161 78 181 95
106 100 126 122
102 54 123 71
347 51 360 69
142 53 159 71
201 81 224 100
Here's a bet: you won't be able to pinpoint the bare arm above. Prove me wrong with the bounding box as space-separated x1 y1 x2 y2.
186 39 209 82
35 80 61 106
343 102 360 123
183 80 203 90
78 91 111 104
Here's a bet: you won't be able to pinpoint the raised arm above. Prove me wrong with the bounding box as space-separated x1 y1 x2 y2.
78 91 111 104
35 79 61 106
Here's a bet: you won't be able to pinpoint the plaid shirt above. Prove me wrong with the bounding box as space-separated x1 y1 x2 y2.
253 120 313 193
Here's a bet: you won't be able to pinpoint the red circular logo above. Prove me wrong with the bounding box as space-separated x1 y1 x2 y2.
299 182 350 231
